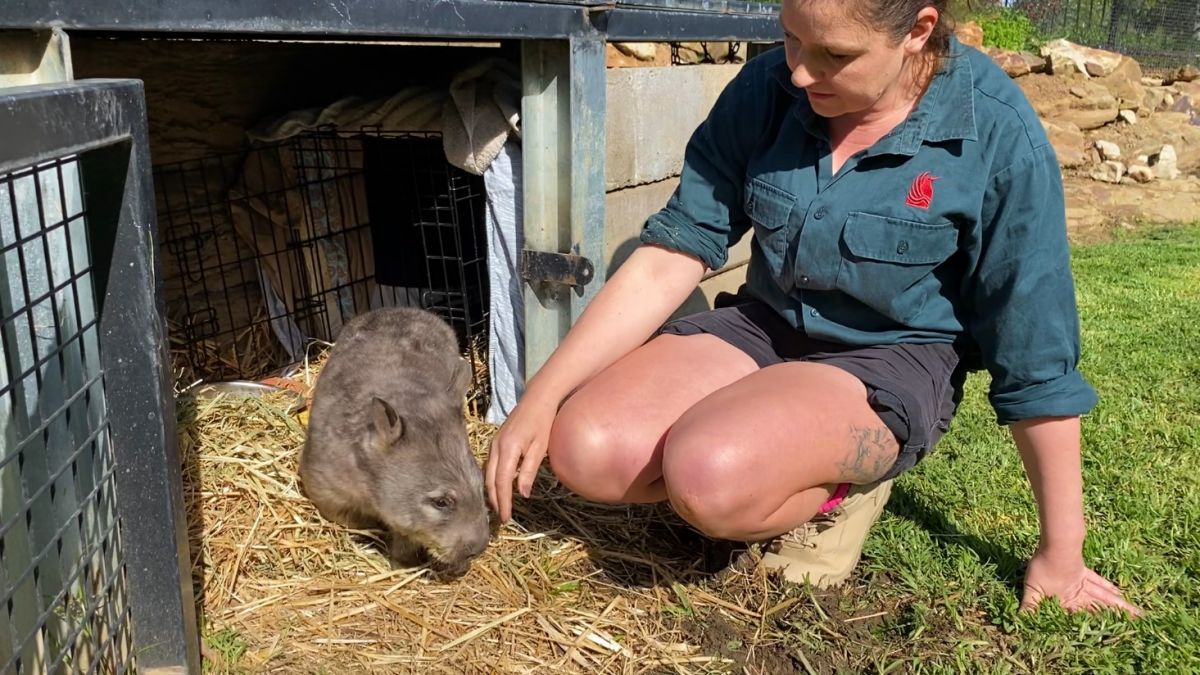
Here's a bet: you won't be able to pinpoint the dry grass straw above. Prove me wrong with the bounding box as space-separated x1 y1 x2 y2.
178 344 799 674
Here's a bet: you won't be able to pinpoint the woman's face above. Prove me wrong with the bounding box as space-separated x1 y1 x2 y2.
780 1 935 119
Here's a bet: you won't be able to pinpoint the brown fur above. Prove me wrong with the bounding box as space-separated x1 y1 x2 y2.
299 307 490 579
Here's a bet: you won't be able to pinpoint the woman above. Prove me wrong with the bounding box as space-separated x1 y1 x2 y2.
487 0 1140 615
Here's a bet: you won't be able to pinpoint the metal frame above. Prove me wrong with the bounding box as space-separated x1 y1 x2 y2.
0 80 201 673
0 0 781 41
0 27 73 89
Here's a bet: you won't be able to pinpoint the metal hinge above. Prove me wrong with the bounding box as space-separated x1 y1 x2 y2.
520 249 595 297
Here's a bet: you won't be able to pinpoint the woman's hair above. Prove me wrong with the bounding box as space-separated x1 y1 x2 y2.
848 0 953 82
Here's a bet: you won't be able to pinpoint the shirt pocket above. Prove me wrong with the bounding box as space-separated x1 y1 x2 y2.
835 211 958 324
744 177 795 275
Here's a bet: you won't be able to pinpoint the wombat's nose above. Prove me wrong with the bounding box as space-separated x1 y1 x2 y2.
467 533 490 558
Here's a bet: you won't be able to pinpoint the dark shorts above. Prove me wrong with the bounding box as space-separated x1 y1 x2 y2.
658 290 965 481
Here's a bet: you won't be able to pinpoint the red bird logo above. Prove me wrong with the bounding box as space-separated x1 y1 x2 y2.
905 171 939 210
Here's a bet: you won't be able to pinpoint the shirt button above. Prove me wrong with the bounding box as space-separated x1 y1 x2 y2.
799 275 810 284
896 240 910 254
810 308 819 317
813 208 827 220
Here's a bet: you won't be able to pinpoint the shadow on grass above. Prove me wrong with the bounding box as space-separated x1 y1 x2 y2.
887 483 1027 595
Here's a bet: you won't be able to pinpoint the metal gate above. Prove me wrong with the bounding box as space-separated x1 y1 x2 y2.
0 80 200 673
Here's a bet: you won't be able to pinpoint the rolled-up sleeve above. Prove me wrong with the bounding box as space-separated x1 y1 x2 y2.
968 143 1099 425
639 57 772 271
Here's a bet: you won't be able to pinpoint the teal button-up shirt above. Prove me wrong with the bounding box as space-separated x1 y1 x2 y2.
640 38 1098 425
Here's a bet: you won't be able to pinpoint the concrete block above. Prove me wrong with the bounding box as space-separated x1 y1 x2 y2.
668 262 749 321
605 178 753 278
605 64 743 190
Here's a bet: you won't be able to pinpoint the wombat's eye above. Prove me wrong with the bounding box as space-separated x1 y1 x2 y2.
431 496 454 511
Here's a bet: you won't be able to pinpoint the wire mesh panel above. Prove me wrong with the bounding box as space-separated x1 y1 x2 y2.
155 128 490 383
0 78 199 673
0 158 133 673
1015 0 1199 70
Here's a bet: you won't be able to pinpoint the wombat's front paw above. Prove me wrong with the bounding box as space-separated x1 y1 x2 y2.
388 534 428 569
429 559 471 581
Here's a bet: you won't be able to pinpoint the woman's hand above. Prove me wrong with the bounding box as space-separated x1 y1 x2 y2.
485 393 559 523
1021 547 1142 616
1010 417 1142 618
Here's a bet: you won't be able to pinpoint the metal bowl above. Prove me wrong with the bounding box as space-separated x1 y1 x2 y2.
184 380 306 414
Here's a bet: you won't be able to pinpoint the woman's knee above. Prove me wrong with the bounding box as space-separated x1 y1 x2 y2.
546 397 649 503
661 430 760 540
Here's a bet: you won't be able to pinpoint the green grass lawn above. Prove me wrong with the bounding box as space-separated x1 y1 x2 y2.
787 225 1200 672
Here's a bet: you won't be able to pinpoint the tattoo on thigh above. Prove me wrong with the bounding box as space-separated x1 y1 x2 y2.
838 426 898 484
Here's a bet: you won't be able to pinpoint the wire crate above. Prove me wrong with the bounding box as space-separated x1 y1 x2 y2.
154 128 490 383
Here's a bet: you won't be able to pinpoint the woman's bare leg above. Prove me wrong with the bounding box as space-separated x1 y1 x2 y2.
546 333 757 503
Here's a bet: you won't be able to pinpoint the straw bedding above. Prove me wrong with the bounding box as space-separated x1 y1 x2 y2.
176 346 807 674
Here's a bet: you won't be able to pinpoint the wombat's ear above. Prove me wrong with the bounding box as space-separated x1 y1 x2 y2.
448 357 472 399
368 396 404 451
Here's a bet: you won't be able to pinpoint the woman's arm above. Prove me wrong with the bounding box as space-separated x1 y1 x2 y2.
485 244 706 521
1012 416 1141 616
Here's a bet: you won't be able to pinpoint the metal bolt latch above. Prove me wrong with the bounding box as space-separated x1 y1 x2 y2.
520 249 595 297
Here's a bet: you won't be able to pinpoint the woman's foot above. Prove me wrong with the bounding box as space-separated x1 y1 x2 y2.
760 480 894 588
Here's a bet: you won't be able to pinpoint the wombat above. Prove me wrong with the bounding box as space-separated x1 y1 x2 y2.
299 307 491 579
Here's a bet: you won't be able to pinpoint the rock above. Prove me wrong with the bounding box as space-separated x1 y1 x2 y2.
606 43 670 68
1044 49 1081 77
1177 80 1200 100
1042 119 1087 167
987 47 1031 78
1041 39 1123 78
1119 109 1138 124
1137 154 1150 164
1143 87 1173 113
1094 139 1122 160
1090 160 1126 183
674 42 742 65
673 43 705 65
955 21 984 49
1096 56 1144 109
1170 94 1199 125
706 42 743 63
1085 145 1102 164
614 42 659 61
1127 165 1155 183
1021 77 1119 130
1150 145 1180 180
1023 52 1048 74
606 44 640 68
1141 77 1165 87
1167 64 1199 84
1130 115 1200 172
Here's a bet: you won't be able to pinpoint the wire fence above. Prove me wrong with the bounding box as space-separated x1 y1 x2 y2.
1011 0 1199 70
